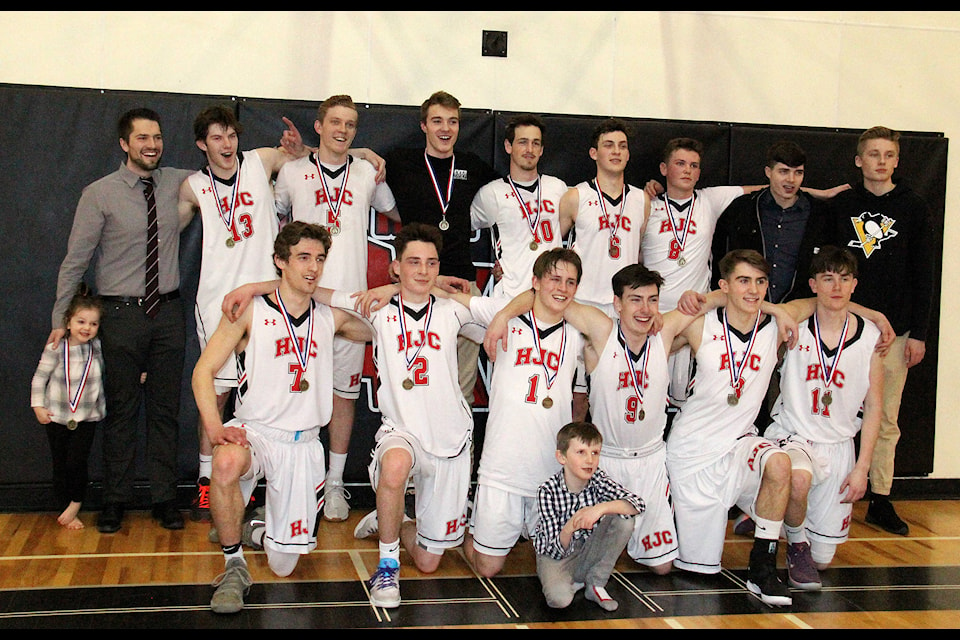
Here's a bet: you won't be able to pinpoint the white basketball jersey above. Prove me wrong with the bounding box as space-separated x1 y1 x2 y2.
471 301 584 496
642 186 743 311
589 326 670 453
470 175 567 298
234 295 336 432
570 180 646 307
666 309 780 477
189 151 280 379
769 314 879 443
275 154 396 291
370 295 474 458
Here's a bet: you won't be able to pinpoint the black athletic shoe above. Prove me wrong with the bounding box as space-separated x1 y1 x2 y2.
747 569 793 606
747 540 792 606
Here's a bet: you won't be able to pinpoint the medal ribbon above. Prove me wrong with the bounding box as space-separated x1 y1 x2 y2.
507 176 541 242
63 339 93 414
315 156 350 230
397 292 434 373
722 309 761 399
528 308 566 393
424 152 455 217
205 162 242 238
663 192 695 256
592 181 625 245
275 288 314 377
618 322 650 406
813 312 850 392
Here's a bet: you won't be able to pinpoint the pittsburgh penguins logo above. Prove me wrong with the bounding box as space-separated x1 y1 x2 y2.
847 211 898 258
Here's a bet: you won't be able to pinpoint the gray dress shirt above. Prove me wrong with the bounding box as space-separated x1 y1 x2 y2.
53 163 193 327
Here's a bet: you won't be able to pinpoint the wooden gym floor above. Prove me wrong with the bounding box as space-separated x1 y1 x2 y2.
1 498 959 628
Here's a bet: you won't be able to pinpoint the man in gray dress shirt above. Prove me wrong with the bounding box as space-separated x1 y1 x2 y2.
50 108 193 533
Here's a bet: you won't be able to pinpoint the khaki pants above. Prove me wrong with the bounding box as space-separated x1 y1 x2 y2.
870 334 910 496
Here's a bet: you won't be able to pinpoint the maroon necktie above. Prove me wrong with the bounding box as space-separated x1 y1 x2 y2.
141 177 160 318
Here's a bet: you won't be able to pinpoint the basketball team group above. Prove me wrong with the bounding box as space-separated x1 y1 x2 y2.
32 89 934 614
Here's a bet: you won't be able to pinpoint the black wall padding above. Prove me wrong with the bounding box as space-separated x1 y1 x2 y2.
0 84 944 508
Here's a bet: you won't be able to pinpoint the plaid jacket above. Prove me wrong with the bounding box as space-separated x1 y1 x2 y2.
31 338 105 425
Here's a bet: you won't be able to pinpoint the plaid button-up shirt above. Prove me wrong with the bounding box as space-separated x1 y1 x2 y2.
534 467 645 560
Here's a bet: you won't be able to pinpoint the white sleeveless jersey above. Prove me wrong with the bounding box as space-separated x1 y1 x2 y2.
234 295 336 432
769 314 879 443
275 155 396 291
569 180 646 307
471 300 584 496
589 326 670 453
666 309 780 477
370 295 475 458
641 186 743 311
470 175 567 299
189 151 280 360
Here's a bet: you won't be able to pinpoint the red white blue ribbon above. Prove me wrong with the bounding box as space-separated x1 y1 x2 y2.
275 288 314 379
63 339 93 415
722 309 761 400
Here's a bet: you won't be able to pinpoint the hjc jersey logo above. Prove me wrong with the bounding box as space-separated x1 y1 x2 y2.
509 192 557 216
397 330 442 352
446 512 468 536
848 211 897 258
640 530 674 551
617 370 648 391
597 213 632 232
658 216 697 236
718 352 762 373
747 440 774 471
805 363 845 388
514 347 562 370
314 187 354 210
275 336 318 359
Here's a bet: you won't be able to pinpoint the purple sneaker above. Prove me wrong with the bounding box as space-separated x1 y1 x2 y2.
733 513 756 536
786 541 822 591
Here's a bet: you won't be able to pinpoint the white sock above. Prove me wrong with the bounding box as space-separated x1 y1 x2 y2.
199 455 213 480
222 544 244 563
753 516 783 541
327 452 347 483
784 522 808 545
379 539 401 564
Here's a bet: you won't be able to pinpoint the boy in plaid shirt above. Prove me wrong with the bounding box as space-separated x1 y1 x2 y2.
533 421 644 611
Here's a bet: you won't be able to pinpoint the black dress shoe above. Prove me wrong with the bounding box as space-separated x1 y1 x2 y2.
97 503 124 533
152 500 185 530
866 496 909 535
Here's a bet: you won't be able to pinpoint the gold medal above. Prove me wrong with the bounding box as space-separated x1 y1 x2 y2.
727 393 739 407
542 396 553 409
298 379 310 392
608 245 617 258
529 241 539 251
438 218 450 231
677 256 687 267
329 225 341 236
402 378 414 390
67 419 78 431
226 237 235 248
822 391 833 406
638 408 645 421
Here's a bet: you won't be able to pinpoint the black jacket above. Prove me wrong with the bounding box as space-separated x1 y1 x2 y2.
711 188 830 302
